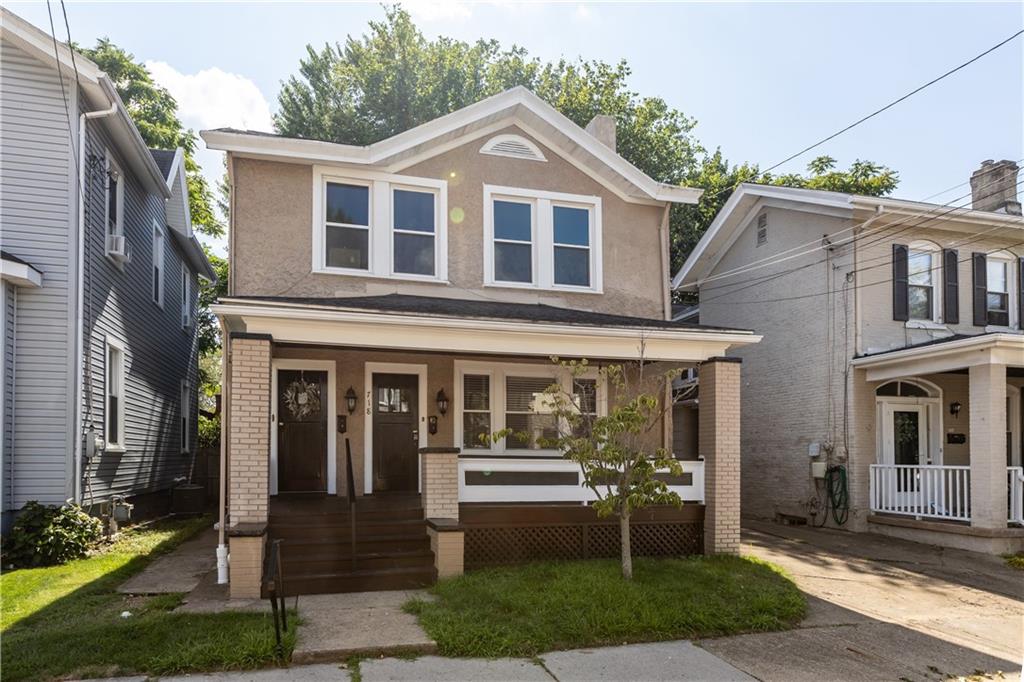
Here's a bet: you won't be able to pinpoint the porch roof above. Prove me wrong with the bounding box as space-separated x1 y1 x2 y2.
213 294 761 362
851 332 1024 381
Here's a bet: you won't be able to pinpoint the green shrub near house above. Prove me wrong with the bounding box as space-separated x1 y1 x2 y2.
3 501 104 568
406 555 807 658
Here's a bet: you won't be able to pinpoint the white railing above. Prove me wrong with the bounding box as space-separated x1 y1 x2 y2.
458 456 705 504
1009 467 1024 525
870 464 971 522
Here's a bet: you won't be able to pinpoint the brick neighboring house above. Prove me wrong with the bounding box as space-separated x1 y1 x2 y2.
673 161 1024 555
202 87 759 598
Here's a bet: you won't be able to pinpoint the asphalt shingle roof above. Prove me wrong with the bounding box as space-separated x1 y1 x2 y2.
149 149 177 182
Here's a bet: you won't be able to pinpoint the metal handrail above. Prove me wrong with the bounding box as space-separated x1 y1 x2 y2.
346 438 357 570
263 538 288 655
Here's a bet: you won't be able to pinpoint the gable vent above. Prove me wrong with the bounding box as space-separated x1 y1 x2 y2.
756 213 768 247
480 134 547 162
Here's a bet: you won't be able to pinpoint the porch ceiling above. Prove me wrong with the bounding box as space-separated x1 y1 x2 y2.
213 297 760 362
851 333 1024 382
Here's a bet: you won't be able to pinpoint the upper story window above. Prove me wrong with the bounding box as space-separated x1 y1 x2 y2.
180 267 192 328
152 222 165 306
987 256 1011 327
907 242 940 321
105 151 124 238
484 185 603 293
313 167 447 282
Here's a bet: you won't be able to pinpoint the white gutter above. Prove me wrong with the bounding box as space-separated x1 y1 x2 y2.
74 98 118 503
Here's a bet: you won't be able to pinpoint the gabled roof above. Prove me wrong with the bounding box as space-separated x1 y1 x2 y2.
0 7 169 197
673 182 1024 291
201 87 702 207
148 147 216 283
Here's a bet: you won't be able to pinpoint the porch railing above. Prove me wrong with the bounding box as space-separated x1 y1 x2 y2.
458 456 705 504
870 464 971 522
1010 467 1024 525
871 464 1024 525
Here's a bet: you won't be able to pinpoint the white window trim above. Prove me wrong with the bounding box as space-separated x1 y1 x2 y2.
180 379 191 454
105 336 126 453
483 184 603 294
906 241 942 324
985 252 1018 331
311 166 448 283
104 150 124 239
152 221 165 307
455 360 606 456
181 267 192 329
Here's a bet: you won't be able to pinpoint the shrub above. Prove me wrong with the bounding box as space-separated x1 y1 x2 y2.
3 501 104 568
198 414 220 449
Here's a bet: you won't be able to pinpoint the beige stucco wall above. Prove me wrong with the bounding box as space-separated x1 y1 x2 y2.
229 125 667 318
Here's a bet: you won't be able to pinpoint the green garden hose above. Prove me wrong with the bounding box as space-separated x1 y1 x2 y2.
823 465 849 526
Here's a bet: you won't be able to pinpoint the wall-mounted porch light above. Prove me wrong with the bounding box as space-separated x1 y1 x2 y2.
436 388 449 416
345 386 358 414
949 401 962 418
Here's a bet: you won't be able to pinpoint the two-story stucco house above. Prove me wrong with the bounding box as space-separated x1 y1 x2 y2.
202 87 760 598
673 161 1024 554
0 9 216 531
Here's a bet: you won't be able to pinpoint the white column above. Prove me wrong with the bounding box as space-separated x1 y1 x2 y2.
969 363 1007 528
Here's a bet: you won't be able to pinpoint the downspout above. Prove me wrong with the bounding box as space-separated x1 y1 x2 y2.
659 203 672 321
216 316 230 584
74 99 118 503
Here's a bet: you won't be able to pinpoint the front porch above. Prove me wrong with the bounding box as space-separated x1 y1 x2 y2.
851 333 1024 554
216 295 757 598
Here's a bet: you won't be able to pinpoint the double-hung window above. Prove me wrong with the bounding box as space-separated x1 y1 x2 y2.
180 268 192 328
987 257 1010 327
907 248 936 320
106 339 125 451
315 168 446 280
392 188 436 276
152 222 164 306
484 186 602 292
458 362 603 454
180 380 191 453
324 181 371 271
105 151 123 239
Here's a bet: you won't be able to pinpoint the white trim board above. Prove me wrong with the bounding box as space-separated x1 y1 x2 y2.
363 362 429 495
270 359 338 495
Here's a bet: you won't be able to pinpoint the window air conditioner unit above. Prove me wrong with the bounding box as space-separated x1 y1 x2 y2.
106 234 132 263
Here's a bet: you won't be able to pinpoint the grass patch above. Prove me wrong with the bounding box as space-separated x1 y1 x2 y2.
1003 553 1024 570
405 555 806 657
1 515 294 681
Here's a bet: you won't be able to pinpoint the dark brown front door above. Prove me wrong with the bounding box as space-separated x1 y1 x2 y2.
372 373 419 492
277 369 328 492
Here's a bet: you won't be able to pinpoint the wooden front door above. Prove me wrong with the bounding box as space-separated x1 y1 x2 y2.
277 369 328 492
372 373 419 492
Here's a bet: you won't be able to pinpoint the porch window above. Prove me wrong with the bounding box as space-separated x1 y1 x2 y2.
325 182 370 270
106 340 125 451
462 374 491 449
484 185 602 293
392 188 436 276
493 199 533 283
907 249 935 320
505 376 558 450
987 258 1010 326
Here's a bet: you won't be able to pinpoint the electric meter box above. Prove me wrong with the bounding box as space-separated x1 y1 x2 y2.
811 461 827 479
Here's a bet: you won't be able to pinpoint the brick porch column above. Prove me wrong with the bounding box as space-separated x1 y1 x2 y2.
421 447 463 577
699 357 742 555
969 363 1007 529
227 333 272 598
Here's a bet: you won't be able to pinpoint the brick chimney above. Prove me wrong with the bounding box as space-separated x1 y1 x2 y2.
970 159 1021 215
585 115 616 151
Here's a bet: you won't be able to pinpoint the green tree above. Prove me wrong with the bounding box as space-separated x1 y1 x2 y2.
81 39 223 238
491 357 684 580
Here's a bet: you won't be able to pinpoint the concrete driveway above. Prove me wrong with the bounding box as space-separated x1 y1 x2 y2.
699 521 1023 681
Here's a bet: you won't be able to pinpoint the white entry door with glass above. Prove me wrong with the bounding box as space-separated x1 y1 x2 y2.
876 381 947 515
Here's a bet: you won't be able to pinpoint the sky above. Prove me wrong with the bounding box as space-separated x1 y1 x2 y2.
10 1 1024 254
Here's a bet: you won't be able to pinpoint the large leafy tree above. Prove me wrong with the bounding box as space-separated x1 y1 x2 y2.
81 39 223 239
277 7 898 275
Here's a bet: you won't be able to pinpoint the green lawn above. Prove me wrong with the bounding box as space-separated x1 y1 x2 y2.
1 515 294 681
405 555 806 657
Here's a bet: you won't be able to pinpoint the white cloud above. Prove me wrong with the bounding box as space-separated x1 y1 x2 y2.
573 3 595 22
405 0 473 22
145 60 274 133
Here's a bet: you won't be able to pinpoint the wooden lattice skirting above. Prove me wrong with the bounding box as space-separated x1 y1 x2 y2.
460 504 705 570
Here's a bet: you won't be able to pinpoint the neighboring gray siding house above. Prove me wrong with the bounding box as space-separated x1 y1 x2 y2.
0 8 215 529
673 163 1024 554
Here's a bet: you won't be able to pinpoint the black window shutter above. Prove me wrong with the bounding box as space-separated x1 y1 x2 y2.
972 253 988 326
942 249 959 324
1019 257 1024 330
892 243 909 322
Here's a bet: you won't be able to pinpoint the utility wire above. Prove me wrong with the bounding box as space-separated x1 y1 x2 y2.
699 29 1024 202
